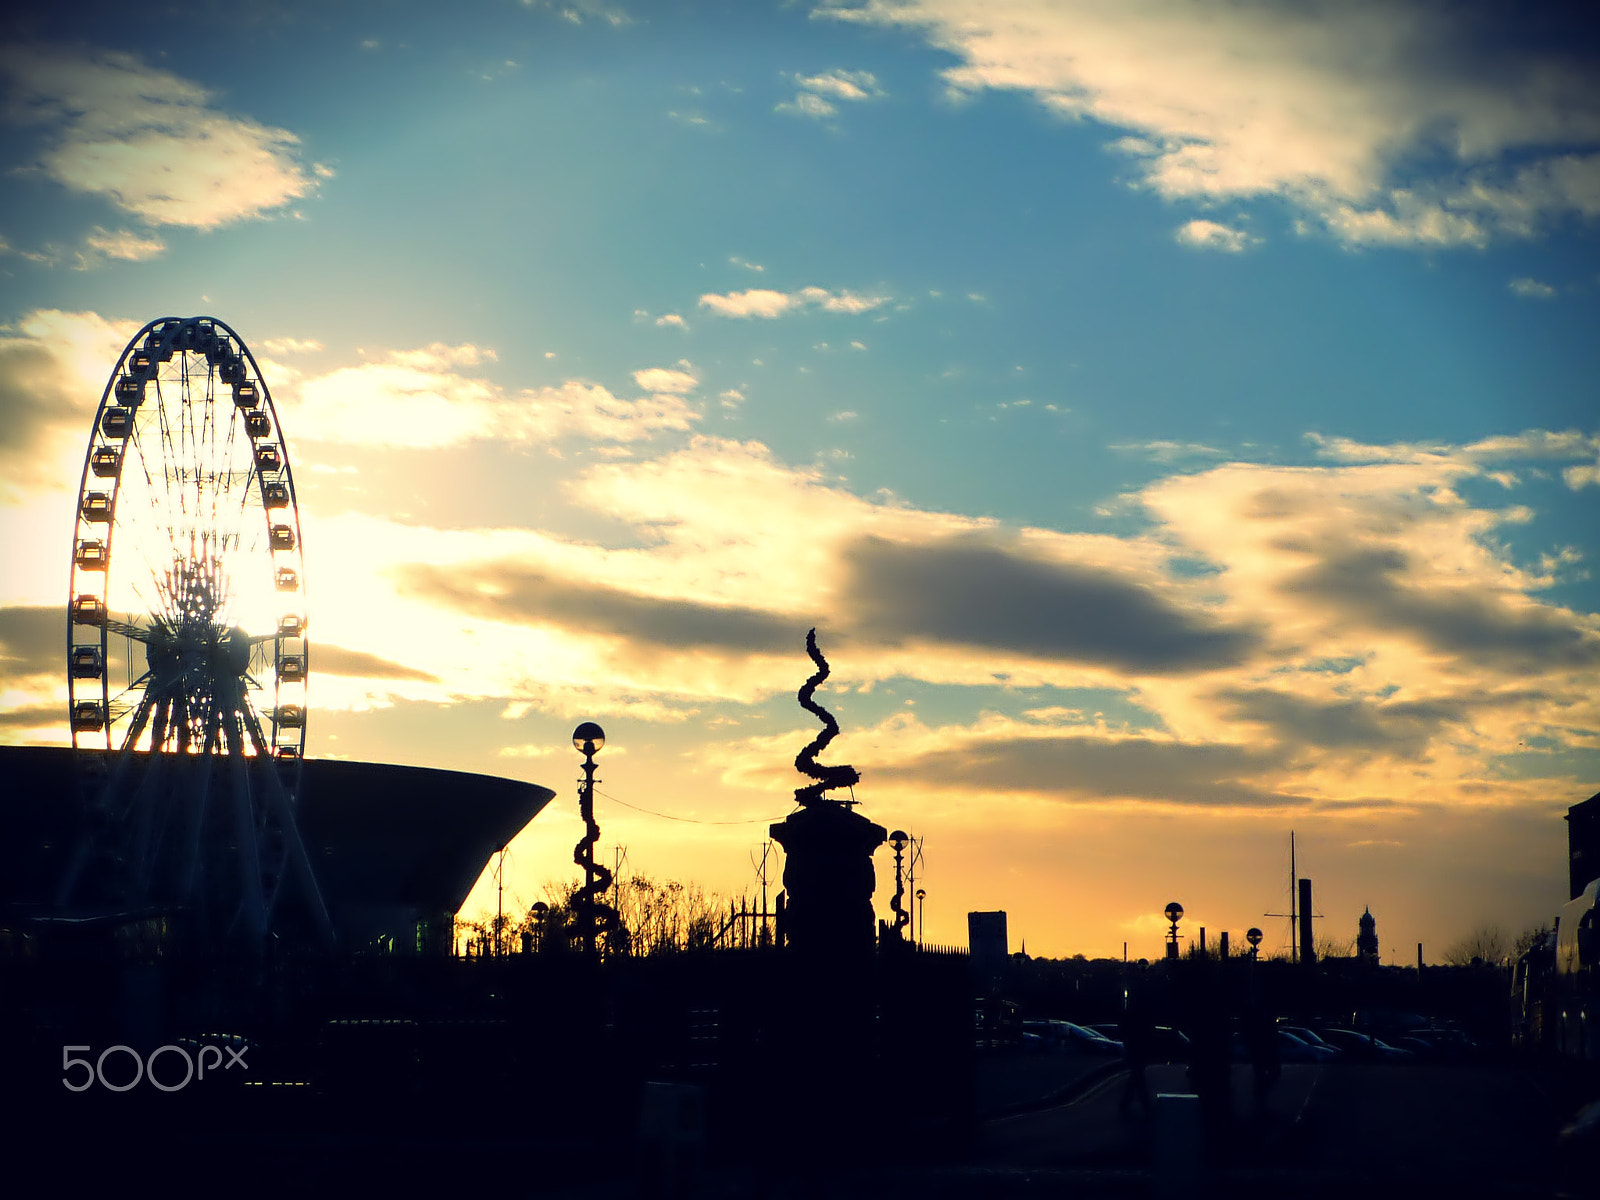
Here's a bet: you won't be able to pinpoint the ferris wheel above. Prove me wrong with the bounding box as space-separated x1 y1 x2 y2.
61 316 330 945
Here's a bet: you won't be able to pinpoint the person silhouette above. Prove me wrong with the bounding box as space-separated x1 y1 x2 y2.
1119 992 1153 1115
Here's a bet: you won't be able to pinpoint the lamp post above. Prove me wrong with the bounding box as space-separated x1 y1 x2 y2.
531 901 549 952
573 721 606 958
915 888 926 947
1245 926 1263 962
1164 902 1184 960
889 830 909 943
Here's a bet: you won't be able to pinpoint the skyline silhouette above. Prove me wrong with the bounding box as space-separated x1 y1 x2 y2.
0 1 1596 961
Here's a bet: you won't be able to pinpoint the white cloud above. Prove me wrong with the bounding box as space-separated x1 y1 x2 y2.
1111 440 1223 462
0 46 321 230
699 288 796 318
1306 429 1600 471
821 0 1600 248
75 226 165 267
0 309 142 503
277 344 698 448
654 313 687 328
729 256 765 272
1175 219 1257 252
1509 277 1557 299
633 365 698 394
776 92 837 119
699 286 890 318
794 69 884 102
777 67 886 118
261 337 324 356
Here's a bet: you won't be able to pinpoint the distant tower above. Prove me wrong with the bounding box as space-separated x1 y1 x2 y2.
1357 906 1379 964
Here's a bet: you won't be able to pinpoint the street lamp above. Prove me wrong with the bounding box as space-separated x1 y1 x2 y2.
889 830 909 942
1245 926 1263 961
1164 902 1184 960
573 721 606 957
915 888 926 947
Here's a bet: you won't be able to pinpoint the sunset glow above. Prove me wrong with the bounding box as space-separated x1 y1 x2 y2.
1 1 1596 963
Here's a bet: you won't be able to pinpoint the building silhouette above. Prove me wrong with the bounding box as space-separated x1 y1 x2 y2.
1357 906 1379 964
968 910 1008 967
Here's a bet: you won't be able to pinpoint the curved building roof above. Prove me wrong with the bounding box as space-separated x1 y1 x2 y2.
0 745 554 920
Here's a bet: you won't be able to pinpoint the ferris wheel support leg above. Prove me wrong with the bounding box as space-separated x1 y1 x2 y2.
126 747 174 906
265 770 336 947
54 691 157 909
177 739 216 907
225 723 268 941
242 708 335 946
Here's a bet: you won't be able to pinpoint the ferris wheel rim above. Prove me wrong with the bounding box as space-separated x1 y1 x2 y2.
65 315 310 780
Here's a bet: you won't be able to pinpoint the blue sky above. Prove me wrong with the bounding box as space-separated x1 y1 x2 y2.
1 0 1597 959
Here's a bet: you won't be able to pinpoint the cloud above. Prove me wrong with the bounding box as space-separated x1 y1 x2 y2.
778 68 886 117
654 313 687 328
1175 219 1258 252
1284 542 1600 673
1133 456 1600 780
0 604 61 678
0 309 141 501
872 725 1301 809
841 533 1261 674
261 337 324 356
698 289 796 318
1509 277 1557 299
75 226 165 268
1214 685 1506 759
0 46 322 230
699 286 890 318
797 69 884 102
1304 429 1600 494
821 0 1600 248
632 366 698 394
777 92 837 119
281 345 699 448
313 643 440 684
1111 440 1223 463
396 561 802 656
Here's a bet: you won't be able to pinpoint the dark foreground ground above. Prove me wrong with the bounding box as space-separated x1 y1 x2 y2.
21 1056 1596 1200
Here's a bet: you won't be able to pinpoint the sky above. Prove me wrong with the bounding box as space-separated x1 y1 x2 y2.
0 0 1597 962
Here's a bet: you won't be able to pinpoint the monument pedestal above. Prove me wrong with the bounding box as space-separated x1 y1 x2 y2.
770 803 886 959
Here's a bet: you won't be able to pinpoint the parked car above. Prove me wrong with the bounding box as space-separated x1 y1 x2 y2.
1021 1019 1123 1055
1089 1022 1191 1061
1278 1024 1344 1060
1317 1028 1414 1062
1410 1027 1480 1062
1276 1029 1340 1062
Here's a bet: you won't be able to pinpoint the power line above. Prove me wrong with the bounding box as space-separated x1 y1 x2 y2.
595 788 791 826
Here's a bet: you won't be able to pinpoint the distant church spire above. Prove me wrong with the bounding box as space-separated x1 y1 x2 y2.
1357 905 1379 964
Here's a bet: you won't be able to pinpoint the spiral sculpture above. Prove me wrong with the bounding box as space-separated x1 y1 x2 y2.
572 815 621 953
572 729 621 955
793 628 861 805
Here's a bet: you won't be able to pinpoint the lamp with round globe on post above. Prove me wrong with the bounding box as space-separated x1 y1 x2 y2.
887 830 910 945
1164 902 1184 960
572 721 606 958
915 888 926 947
531 901 550 952
1245 926 1263 962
